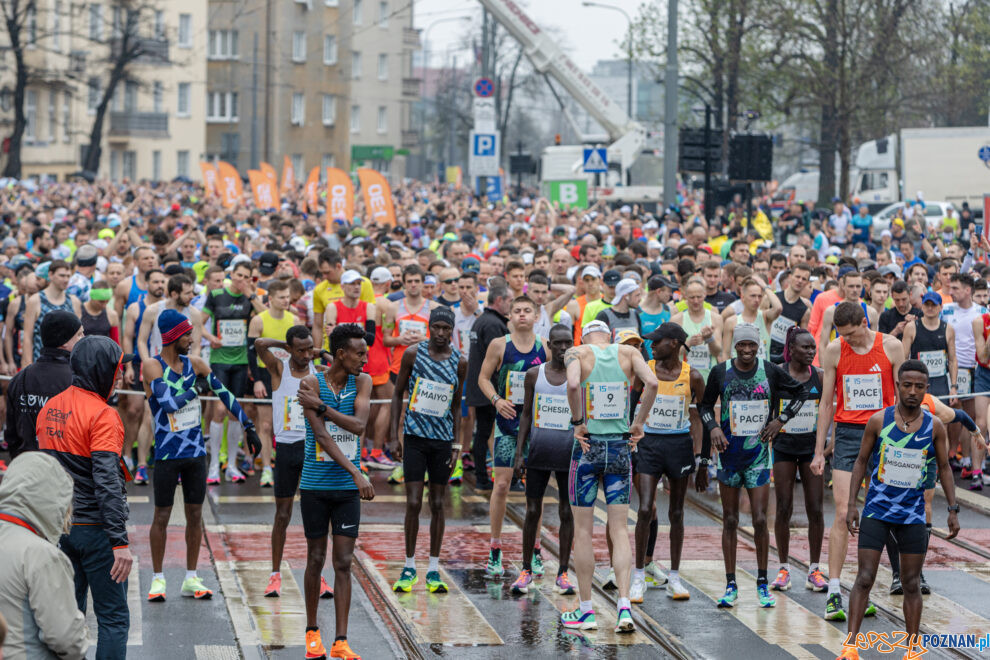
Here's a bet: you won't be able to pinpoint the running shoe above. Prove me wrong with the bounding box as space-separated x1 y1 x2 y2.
461 452 475 470
474 477 494 491
555 571 576 595
264 573 281 597
426 571 448 593
949 455 963 472
531 549 545 577
387 465 404 485
260 467 274 488
614 607 635 633
970 472 984 491
181 576 213 599
824 593 846 621
920 572 930 595
485 547 504 579
644 561 667 587
511 569 534 594
890 573 903 595
365 448 396 470
630 576 647 603
770 568 791 591
238 455 254 475
717 583 738 608
837 646 860 660
560 607 597 630
666 578 690 600
305 628 327 659
602 567 617 590
206 465 221 485
392 567 418 592
329 639 361 659
961 465 976 479
320 576 333 599
226 464 246 484
757 583 776 608
448 459 463 485
806 568 828 591
134 465 148 485
147 576 166 602
864 600 877 617
509 477 525 492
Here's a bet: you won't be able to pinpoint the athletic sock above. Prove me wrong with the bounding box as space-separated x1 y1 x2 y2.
617 597 631 610
828 578 840 595
153 572 164 582
306 626 319 633
404 556 416 570
490 538 501 549
781 563 790 573
228 423 243 455
557 566 568 578
209 422 224 470
334 636 346 642
185 570 197 581
633 568 646 582
579 599 593 614
428 556 439 572
533 540 541 553
725 573 736 586
646 518 659 557
668 570 679 581
757 569 768 585
270 571 279 578
808 563 820 573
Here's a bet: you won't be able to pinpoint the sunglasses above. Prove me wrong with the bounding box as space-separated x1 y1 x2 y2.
443 278 459 284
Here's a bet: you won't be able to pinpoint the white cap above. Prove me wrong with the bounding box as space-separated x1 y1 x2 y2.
582 320 610 337
581 265 602 279
620 204 632 214
341 269 363 285
289 236 307 251
370 266 392 283
647 239 662 250
611 278 640 305
521 252 534 264
227 254 251 272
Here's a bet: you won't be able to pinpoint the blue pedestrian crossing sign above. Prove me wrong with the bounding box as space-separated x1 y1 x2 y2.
583 148 608 173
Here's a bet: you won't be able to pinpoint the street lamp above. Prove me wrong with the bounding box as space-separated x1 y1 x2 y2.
581 1 633 120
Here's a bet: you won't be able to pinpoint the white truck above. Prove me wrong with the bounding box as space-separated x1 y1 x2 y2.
852 126 990 212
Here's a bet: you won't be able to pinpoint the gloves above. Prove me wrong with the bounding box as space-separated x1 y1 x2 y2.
245 427 262 458
194 375 211 395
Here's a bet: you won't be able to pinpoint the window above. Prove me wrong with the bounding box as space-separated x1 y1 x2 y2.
377 105 387 134
48 91 56 142
178 14 192 48
89 4 103 41
323 35 337 65
52 1 62 51
62 93 70 142
122 150 136 181
124 80 137 111
291 93 305 125
111 5 121 39
110 150 119 180
322 94 336 125
378 1 388 26
153 82 163 113
87 77 101 113
351 51 361 79
152 150 161 181
25 90 36 142
292 31 306 62
290 154 303 178
353 0 362 24
207 91 238 122
350 104 360 133
322 153 335 169
325 0 338 5
153 10 164 39
177 150 189 177
377 53 387 80
177 83 190 117
208 30 239 59
26 6 36 47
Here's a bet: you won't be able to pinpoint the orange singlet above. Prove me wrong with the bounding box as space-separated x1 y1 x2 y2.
390 298 430 374
834 331 896 425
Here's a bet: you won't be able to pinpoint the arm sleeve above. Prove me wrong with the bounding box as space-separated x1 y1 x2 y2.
90 411 129 548
26 546 90 659
698 365 723 432
248 342 264 381
208 371 253 428
771 363 808 419
954 408 978 432
150 378 198 413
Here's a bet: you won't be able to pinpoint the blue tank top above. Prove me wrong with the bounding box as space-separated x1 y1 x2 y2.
301 371 359 491
495 335 546 436
829 301 871 341
148 355 205 460
404 341 460 442
863 406 934 525
33 290 76 361
127 275 147 308
131 297 147 366
638 306 670 357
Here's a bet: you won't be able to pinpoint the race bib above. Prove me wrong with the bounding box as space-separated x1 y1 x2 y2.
780 399 817 434
585 382 628 420
958 368 972 395
398 319 427 337
218 319 247 347
408 377 454 417
533 393 570 430
842 373 883 411
316 420 359 463
917 350 946 378
686 345 712 371
283 396 305 432
729 400 769 436
459 329 471 352
506 371 526 405
647 394 687 431
878 444 927 489
770 316 796 344
168 397 201 432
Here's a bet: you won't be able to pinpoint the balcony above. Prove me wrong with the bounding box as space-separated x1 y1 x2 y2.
401 77 421 98
401 130 418 149
110 37 170 65
402 27 421 49
108 111 169 138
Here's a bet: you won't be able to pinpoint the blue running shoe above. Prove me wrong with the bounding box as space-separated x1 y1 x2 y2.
757 583 776 608
561 607 597 630
717 583 738 608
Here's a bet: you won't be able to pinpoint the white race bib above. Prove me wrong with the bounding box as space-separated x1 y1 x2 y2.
842 374 883 411
316 421 358 463
408 377 454 417
958 368 972 395
168 397 201 432
283 396 305 431
918 350 946 378
686 345 712 371
878 444 926 489
729 400 769 436
585 382 628 420
398 319 427 337
506 371 527 405
647 394 687 431
218 319 247 347
770 316 796 344
533 393 570 430
780 399 817 434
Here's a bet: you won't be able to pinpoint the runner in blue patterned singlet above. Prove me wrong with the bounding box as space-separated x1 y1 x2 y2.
389 306 466 595
30 281 78 363
844 359 959 657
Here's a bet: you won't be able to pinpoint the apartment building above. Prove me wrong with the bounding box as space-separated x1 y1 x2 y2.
0 0 207 181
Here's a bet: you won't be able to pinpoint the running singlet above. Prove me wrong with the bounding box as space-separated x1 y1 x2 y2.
978 313 990 369
643 360 692 435
681 308 717 379
404 340 461 442
527 363 574 471
639 306 670 357
203 288 253 364
256 309 297 366
731 311 770 360
942 301 987 368
862 406 934 525
496 335 547 436
81 308 112 338
149 355 204 460
770 293 808 363
127 275 147 308
774 367 822 455
33 291 75 361
910 319 949 382
301 371 359 491
334 300 388 377
835 332 896 425
584 343 631 436
273 357 315 445
714 360 772 474
390 299 430 374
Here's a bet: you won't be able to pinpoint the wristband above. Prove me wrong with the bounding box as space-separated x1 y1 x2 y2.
491 394 501 405
451 444 462 450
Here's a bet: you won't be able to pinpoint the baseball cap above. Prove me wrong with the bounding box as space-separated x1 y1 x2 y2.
370 267 392 284
620 204 632 214
258 251 280 275
611 278 640 305
341 269 363 285
837 265 857 278
616 328 643 346
647 274 678 291
581 320 610 337
581 265 602 280
642 322 688 346
603 269 622 287
460 256 481 274
922 291 943 306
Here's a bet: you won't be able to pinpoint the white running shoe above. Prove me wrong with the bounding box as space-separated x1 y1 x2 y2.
630 577 647 603
226 464 245 483
206 465 221 485
645 561 668 587
666 578 690 600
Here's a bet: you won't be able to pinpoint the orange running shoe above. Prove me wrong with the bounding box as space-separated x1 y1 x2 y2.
330 639 361 659
836 646 859 660
305 629 327 659
264 573 281 597
320 576 334 599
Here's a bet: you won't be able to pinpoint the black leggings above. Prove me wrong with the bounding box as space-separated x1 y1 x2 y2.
472 404 496 481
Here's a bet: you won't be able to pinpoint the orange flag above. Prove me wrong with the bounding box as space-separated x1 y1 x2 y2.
357 168 396 226
199 162 218 197
259 162 280 207
303 166 320 214
326 167 354 230
248 170 277 210
281 155 294 195
216 161 243 209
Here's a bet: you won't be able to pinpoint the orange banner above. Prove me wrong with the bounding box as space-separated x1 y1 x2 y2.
199 162 218 197
303 166 320 214
326 168 354 229
260 161 280 207
216 161 243 209
358 168 396 226
248 170 277 210
281 155 294 195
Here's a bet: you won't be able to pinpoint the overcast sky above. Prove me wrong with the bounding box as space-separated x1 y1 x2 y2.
412 0 644 72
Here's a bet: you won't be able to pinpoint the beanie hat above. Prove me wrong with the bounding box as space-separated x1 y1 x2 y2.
158 309 193 345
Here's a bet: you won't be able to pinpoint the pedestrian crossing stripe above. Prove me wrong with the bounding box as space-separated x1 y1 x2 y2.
232 560 306 647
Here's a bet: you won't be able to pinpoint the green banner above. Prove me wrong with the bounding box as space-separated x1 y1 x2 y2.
351 145 394 161
546 179 588 208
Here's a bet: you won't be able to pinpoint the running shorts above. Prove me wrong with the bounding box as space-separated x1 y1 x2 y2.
212 363 249 398
634 432 695 480
403 434 453 483
568 434 631 507
832 422 866 472
300 489 361 539
273 441 304 499
152 455 208 508
858 516 928 554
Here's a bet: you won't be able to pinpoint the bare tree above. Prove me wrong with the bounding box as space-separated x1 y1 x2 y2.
0 0 37 177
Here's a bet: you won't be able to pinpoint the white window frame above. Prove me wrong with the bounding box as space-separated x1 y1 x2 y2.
324 0 338 6
153 81 163 113
207 91 239 123
291 93 305 125
153 10 164 39
321 154 334 180
292 31 306 63
323 34 337 65
377 53 387 80
26 6 37 48
376 105 387 134
24 90 37 142
177 83 190 117
152 150 162 181
62 92 70 143
89 3 103 41
52 1 62 52
378 0 388 27
208 30 239 60
177 150 190 178
290 154 303 178
351 51 361 79
353 0 362 24
178 14 192 48
350 104 360 133
48 90 56 142
322 94 336 126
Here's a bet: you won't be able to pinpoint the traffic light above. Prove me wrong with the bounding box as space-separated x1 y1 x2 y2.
678 128 722 173
728 134 773 181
